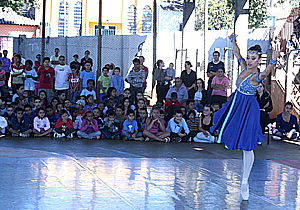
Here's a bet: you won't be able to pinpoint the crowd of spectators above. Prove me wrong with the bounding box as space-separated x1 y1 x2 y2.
0 46 298 142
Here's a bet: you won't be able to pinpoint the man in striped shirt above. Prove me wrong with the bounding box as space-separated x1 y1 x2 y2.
126 58 145 102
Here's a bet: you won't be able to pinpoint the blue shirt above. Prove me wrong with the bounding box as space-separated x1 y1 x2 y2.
122 119 138 133
166 117 190 135
276 113 299 133
166 85 188 103
23 112 36 125
80 70 95 89
0 57 11 73
111 75 125 95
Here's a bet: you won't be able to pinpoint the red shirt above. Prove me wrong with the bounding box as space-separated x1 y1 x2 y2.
10 63 25 85
77 110 86 119
142 66 148 87
55 118 73 131
37 66 55 89
165 100 182 108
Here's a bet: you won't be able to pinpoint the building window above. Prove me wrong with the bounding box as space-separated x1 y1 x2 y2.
58 1 69 36
127 5 137 34
74 1 82 36
142 5 152 33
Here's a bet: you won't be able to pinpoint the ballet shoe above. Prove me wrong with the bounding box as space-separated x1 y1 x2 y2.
241 180 249 200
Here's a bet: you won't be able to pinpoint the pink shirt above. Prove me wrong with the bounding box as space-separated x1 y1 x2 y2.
211 75 229 97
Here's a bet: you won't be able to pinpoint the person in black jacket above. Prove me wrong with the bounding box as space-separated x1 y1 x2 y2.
255 83 273 133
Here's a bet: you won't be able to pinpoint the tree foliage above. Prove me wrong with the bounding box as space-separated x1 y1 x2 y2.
0 0 38 14
195 0 269 30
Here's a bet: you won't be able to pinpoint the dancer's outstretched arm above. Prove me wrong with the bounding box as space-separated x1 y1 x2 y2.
229 33 247 69
259 47 280 81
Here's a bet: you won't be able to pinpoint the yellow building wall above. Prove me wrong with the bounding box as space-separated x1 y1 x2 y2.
88 22 123 36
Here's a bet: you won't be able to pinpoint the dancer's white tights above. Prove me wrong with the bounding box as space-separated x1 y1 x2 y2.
241 150 254 200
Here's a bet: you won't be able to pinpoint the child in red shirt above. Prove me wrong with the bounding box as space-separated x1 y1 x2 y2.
54 109 75 138
37 57 55 102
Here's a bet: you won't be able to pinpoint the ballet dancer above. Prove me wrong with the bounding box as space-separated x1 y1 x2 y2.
210 33 280 200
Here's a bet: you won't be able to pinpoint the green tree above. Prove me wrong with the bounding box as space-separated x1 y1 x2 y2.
0 0 38 14
195 0 269 30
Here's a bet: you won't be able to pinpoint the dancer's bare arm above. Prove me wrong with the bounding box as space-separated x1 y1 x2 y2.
229 33 247 70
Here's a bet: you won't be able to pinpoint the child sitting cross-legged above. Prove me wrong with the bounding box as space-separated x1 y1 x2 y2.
45 105 60 128
143 107 170 142
121 109 144 141
54 109 75 139
23 104 35 129
33 107 53 137
77 111 101 139
166 109 190 142
102 110 121 140
93 107 104 132
10 107 32 137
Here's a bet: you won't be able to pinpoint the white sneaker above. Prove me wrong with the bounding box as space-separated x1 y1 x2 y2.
67 133 73 138
54 133 59 138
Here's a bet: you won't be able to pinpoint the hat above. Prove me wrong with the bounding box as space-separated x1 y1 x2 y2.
76 99 85 107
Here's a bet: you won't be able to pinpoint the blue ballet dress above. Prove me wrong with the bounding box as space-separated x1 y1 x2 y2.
210 68 265 151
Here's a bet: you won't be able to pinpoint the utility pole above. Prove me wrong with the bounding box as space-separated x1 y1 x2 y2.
41 0 46 60
97 0 102 78
204 0 208 86
151 0 157 97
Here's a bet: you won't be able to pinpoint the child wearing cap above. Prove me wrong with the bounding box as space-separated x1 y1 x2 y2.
76 99 86 119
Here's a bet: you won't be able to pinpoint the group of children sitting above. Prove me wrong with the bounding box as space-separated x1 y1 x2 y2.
0 81 223 143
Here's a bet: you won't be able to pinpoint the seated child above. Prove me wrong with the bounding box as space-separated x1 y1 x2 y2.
77 111 101 139
0 115 7 137
76 99 86 119
102 110 121 140
33 107 53 137
115 105 125 130
80 79 97 100
186 110 200 140
63 98 72 114
3 104 14 128
103 87 119 107
15 95 27 110
50 97 59 110
121 97 135 115
34 96 43 113
212 103 220 113
121 109 144 141
57 91 66 104
9 107 32 137
54 109 75 138
166 109 190 142
186 99 199 117
45 105 60 127
143 107 170 142
84 94 97 111
165 92 182 109
0 97 7 115
93 107 104 132
56 103 64 114
194 105 216 143
12 85 24 102
137 107 147 133
39 90 49 107
135 98 146 119
23 104 35 128
69 107 82 130
98 102 105 119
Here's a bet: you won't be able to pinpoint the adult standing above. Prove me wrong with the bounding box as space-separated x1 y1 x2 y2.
255 83 273 134
181 61 197 99
139 56 148 93
287 34 300 59
207 51 225 99
50 48 60 69
154 60 168 103
0 50 11 85
126 58 145 103
70 54 81 71
211 67 229 107
210 33 280 201
80 50 93 71
54 55 71 97
166 77 188 104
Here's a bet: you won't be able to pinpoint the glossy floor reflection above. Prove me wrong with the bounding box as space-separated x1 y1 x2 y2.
0 151 298 209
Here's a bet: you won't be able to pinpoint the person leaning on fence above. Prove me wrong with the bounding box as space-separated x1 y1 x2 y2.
273 101 299 141
126 58 145 103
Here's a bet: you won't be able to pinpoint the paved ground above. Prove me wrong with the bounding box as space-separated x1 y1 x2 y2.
0 136 300 209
